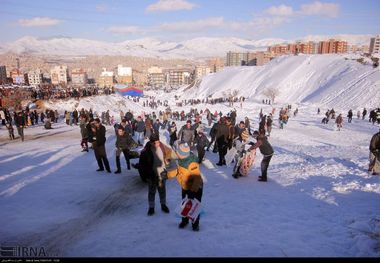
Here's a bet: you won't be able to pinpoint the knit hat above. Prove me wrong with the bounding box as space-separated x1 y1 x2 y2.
177 143 190 159
241 129 249 140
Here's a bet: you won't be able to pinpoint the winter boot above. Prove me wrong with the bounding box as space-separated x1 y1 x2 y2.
114 156 121 174
161 204 170 213
147 207 155 216
179 218 189 229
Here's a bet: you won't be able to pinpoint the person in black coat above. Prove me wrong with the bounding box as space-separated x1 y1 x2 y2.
168 121 178 147
93 118 111 173
15 112 25 141
216 117 234 166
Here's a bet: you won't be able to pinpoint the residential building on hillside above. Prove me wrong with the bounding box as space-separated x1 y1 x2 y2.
195 65 212 79
147 66 165 88
0 66 6 84
117 65 133 85
27 69 43 86
97 68 114 88
71 68 88 86
369 36 380 54
165 68 193 86
51 65 68 85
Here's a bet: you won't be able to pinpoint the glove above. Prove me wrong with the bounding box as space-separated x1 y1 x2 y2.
228 141 232 150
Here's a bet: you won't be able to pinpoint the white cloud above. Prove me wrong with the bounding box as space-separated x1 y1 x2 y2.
264 5 294 16
146 0 197 13
158 17 224 32
18 17 62 27
300 1 340 18
107 26 141 35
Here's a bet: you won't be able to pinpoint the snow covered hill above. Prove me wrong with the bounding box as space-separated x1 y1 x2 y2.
187 54 380 110
0 34 372 59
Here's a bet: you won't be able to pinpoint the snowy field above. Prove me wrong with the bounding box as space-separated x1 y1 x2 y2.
1 95 380 257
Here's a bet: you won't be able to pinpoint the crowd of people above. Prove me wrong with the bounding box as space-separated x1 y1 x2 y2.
1 93 380 232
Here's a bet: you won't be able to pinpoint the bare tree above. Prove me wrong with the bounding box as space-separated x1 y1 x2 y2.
263 88 280 104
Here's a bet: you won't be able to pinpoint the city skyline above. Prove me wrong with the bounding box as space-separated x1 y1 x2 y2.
0 0 379 43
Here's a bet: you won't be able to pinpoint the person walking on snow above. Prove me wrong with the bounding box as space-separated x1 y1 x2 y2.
336 114 343 131
248 130 274 182
369 128 380 175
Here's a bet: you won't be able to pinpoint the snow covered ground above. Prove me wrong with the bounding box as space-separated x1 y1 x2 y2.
1 94 380 257
189 54 380 110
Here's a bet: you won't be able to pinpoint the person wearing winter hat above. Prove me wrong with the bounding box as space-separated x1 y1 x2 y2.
232 128 251 179
175 143 203 231
249 130 274 181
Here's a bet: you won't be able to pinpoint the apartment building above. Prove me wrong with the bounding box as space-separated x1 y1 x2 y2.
0 66 6 84
226 52 249 66
97 68 114 87
319 39 347 54
51 65 68 85
165 68 193 87
10 68 25 84
147 66 165 88
27 69 43 86
369 36 380 54
248 52 274 66
71 68 88 86
117 65 133 85
195 65 212 79
268 45 288 56
206 58 225 72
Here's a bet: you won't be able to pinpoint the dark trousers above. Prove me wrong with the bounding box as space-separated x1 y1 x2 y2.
17 126 24 141
93 142 111 171
207 136 215 150
148 177 166 208
261 155 273 180
181 188 203 227
81 138 88 150
217 140 228 164
115 148 130 170
169 135 177 147
197 148 205 163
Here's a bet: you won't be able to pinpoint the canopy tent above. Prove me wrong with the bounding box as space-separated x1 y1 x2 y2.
114 84 144 97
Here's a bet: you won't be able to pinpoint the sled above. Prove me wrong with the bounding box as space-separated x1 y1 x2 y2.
176 197 202 222
225 147 238 166
239 149 256 176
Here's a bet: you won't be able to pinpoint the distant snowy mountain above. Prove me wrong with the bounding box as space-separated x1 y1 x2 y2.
186 54 380 109
0 35 372 59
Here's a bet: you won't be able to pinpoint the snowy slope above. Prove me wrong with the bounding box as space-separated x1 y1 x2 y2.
0 34 371 59
43 94 146 121
0 94 379 257
188 54 380 110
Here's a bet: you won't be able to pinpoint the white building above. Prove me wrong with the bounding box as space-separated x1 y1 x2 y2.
50 65 68 85
27 69 43 86
165 68 193 87
117 65 132 76
195 65 212 80
369 36 380 54
147 66 165 88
